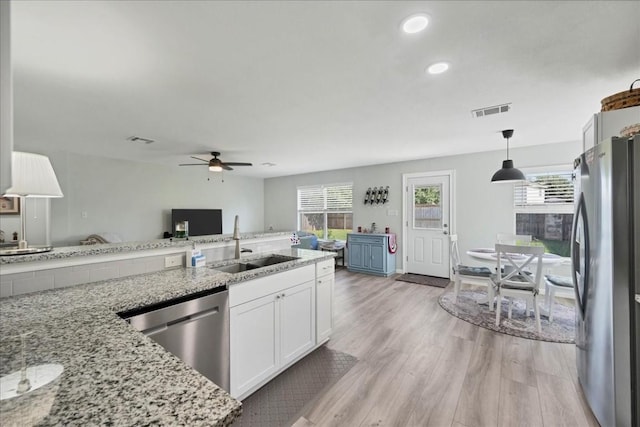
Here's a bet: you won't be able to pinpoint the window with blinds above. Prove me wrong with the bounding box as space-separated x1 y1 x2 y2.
297 183 353 240
513 166 574 257
514 170 574 209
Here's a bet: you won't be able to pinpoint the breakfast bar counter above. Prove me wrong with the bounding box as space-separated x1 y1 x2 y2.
0 248 334 426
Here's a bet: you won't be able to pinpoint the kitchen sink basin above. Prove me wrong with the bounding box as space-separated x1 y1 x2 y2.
214 263 257 274
244 255 298 268
212 255 299 274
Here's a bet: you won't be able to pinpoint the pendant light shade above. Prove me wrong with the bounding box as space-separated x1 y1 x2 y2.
491 129 525 183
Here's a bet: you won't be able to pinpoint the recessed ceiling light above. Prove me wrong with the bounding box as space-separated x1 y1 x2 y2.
427 62 449 74
401 14 429 34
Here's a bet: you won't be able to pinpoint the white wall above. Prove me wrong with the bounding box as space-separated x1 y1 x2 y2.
0 198 49 246
1 150 265 246
0 0 12 194
264 140 582 270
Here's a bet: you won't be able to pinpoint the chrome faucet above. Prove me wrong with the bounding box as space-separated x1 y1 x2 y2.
233 215 241 259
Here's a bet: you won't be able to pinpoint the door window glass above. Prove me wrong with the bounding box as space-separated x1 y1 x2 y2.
413 184 442 229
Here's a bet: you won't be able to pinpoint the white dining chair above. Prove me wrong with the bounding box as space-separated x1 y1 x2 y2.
450 235 493 304
491 243 544 333
496 233 532 245
544 275 573 322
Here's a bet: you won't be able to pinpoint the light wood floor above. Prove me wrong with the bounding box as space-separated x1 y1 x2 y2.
293 269 599 427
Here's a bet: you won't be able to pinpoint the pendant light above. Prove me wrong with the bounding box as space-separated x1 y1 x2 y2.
491 129 525 183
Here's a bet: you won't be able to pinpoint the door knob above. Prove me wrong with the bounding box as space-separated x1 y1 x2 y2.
443 231 449 235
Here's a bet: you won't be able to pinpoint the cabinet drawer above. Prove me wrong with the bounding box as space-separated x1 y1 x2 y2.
316 259 335 277
229 264 315 307
348 234 386 244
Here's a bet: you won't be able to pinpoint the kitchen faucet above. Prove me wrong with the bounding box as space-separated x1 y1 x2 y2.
233 215 253 258
233 215 241 259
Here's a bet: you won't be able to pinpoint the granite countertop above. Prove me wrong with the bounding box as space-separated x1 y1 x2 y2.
0 248 334 426
0 231 292 265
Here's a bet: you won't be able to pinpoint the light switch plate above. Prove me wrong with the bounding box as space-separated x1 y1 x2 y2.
164 254 183 268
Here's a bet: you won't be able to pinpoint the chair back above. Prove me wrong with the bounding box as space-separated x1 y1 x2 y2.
450 234 461 273
494 243 544 290
496 233 532 245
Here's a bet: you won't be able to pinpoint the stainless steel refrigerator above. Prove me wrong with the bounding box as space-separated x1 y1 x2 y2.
572 135 638 427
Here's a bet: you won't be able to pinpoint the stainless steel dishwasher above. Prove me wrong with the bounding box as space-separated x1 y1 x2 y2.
121 288 230 392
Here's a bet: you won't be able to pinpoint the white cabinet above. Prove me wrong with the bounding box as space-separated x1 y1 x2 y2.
229 265 316 399
230 293 279 397
279 281 316 366
582 106 640 152
316 259 335 344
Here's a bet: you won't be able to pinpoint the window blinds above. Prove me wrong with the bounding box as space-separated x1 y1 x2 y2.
514 171 574 207
298 184 353 211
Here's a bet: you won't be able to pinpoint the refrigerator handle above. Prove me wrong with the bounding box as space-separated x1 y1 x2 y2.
572 192 590 318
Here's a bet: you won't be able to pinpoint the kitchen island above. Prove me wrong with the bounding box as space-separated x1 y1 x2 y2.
0 248 334 426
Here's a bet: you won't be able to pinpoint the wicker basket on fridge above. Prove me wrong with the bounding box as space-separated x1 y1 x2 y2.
601 79 640 111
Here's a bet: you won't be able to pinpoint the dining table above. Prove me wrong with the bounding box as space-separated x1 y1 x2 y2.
465 247 568 308
466 247 566 266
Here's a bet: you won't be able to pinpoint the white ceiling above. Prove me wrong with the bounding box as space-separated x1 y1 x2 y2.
10 1 640 178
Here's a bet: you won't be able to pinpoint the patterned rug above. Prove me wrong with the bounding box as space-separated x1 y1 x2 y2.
396 273 451 288
234 346 358 427
438 289 575 343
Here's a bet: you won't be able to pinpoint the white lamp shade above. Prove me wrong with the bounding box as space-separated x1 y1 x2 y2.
3 152 64 198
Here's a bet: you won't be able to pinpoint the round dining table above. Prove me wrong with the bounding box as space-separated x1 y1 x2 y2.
466 248 566 266
465 248 568 308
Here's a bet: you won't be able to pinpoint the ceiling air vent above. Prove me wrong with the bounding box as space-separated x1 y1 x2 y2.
127 136 155 144
471 103 511 118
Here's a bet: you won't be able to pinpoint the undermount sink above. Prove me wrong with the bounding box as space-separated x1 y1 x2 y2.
212 255 299 274
214 263 257 274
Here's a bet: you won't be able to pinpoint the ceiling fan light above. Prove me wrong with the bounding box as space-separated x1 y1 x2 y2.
209 165 223 172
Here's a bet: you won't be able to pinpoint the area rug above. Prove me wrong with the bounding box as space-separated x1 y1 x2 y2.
438 289 575 343
234 346 358 427
396 273 451 288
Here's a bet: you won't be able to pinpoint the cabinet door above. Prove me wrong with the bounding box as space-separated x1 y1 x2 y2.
280 280 316 366
316 273 334 343
348 240 364 268
230 294 279 398
370 242 385 271
362 244 372 269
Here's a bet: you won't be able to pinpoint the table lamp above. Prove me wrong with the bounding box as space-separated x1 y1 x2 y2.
1 152 63 255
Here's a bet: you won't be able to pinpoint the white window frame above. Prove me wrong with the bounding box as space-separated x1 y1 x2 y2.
514 164 574 215
297 182 353 240
513 164 574 258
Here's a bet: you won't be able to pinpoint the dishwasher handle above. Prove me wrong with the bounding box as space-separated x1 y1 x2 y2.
139 306 220 336
125 290 228 334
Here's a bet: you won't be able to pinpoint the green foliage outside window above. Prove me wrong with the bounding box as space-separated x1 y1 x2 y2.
414 186 440 205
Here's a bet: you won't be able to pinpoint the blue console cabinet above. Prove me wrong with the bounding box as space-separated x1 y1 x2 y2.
347 233 396 277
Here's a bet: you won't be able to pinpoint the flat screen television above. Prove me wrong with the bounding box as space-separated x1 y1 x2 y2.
171 209 223 237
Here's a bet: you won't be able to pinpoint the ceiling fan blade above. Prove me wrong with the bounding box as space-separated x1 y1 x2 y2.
222 164 234 171
179 163 209 166
224 162 253 167
190 156 209 162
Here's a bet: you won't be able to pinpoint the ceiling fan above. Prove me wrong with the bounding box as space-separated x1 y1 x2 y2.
179 151 252 171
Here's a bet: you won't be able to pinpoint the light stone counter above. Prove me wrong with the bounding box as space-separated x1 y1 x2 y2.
0 248 334 426
0 231 292 265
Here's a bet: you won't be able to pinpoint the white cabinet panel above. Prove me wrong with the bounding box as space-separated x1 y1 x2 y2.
229 275 318 399
280 280 315 366
316 273 334 343
230 294 279 397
